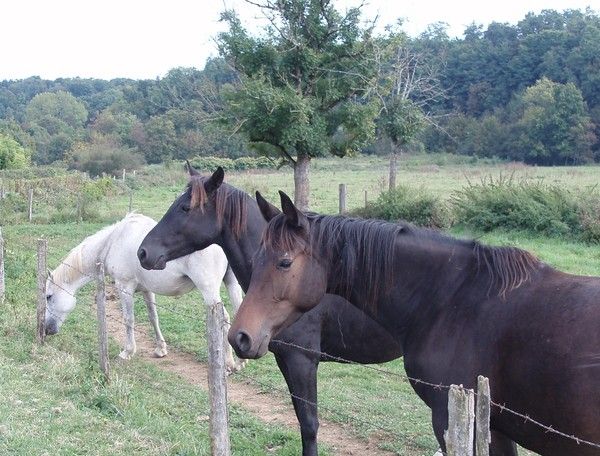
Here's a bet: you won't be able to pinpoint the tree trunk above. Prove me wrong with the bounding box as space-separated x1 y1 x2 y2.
294 153 311 211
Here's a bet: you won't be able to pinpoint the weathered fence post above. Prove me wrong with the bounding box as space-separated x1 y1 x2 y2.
76 194 83 224
339 184 347 215
389 153 397 191
128 191 133 213
28 188 34 222
36 239 47 344
0 227 5 304
445 384 475 456
122 169 126 182
476 376 491 456
364 190 368 208
95 262 110 383
206 301 231 456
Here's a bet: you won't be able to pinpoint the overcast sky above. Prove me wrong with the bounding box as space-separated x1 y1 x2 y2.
1 0 598 81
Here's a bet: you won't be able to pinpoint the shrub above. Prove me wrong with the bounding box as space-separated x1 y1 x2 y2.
68 137 144 177
352 185 449 228
451 176 598 240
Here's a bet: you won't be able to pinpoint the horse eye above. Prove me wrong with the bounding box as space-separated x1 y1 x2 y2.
181 204 191 213
277 259 293 270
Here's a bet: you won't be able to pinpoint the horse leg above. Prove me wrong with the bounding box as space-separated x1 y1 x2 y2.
431 404 449 454
191 274 238 374
142 291 168 358
489 430 518 456
223 265 246 372
274 351 320 456
117 284 137 360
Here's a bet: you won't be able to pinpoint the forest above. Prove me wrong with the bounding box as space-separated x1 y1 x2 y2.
1 7 599 175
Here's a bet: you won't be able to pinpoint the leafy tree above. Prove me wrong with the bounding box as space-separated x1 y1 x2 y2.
509 78 595 164
24 91 88 163
0 133 31 169
218 0 380 210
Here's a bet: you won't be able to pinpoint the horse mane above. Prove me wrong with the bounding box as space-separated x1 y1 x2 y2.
474 242 540 298
52 244 85 285
188 176 249 239
263 214 541 309
263 214 403 311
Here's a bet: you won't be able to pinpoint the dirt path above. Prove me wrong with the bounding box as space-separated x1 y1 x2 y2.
103 297 395 455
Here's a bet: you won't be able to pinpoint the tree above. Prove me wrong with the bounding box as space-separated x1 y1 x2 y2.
510 78 595 164
218 0 379 210
0 133 31 169
67 134 144 177
24 91 88 163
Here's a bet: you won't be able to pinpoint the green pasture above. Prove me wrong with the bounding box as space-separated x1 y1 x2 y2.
1 155 599 454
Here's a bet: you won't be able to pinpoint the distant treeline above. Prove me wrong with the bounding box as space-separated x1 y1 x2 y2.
1 8 599 173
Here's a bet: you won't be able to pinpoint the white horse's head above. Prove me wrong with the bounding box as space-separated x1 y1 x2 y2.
45 271 77 335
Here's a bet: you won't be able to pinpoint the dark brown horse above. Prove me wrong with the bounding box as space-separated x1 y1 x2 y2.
229 190 600 456
137 167 403 456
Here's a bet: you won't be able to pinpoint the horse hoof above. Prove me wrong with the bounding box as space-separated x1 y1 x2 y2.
226 359 248 376
153 347 168 358
118 350 134 360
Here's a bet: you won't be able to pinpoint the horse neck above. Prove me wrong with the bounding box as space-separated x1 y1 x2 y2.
219 197 265 293
321 226 475 333
54 225 114 293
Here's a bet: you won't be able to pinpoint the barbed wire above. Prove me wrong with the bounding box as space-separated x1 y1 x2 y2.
43 258 600 451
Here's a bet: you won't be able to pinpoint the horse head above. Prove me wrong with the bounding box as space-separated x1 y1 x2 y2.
228 191 327 359
137 164 225 270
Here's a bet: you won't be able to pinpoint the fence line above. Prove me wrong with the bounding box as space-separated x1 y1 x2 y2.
33 254 600 451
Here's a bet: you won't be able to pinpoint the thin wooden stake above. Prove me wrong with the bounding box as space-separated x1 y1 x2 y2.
0 227 5 304
76 195 82 224
122 168 126 182
206 301 231 456
476 376 491 456
28 188 34 222
95 262 110 383
36 239 47 344
128 191 133 213
445 384 475 456
389 153 397 191
339 183 347 215
364 190 368 208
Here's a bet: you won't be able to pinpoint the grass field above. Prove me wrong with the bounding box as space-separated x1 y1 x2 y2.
1 154 599 455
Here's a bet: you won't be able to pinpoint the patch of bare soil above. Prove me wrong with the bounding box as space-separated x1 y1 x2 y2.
103 296 394 455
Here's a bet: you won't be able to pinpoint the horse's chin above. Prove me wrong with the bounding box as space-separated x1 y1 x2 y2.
151 256 167 270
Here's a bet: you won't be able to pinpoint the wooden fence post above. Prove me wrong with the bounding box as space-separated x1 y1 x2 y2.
364 190 368 208
95 262 110 383
122 169 126 182
128 191 133 213
339 184 347 215
28 188 34 222
445 384 475 456
476 376 491 456
389 153 397 191
76 195 83 224
206 301 231 456
0 227 5 304
36 239 47 344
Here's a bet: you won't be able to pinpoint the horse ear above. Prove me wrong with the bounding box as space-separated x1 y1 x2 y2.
279 191 308 230
256 191 281 222
185 160 200 176
204 167 225 194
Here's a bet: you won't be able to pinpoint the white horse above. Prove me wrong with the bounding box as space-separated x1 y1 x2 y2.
45 213 245 372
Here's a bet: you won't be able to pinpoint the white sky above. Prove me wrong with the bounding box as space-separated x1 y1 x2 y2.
1 0 598 81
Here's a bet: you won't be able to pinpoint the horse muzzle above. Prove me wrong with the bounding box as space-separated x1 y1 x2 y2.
137 247 167 270
228 329 270 359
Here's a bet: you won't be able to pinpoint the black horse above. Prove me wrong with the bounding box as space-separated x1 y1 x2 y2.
229 190 600 456
137 166 404 455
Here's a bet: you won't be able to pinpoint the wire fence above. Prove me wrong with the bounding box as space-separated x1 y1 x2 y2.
3 233 596 455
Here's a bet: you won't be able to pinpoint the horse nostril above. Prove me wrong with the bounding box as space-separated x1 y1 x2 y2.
235 331 252 354
138 247 147 261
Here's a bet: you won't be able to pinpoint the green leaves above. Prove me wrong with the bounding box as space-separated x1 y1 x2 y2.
0 133 31 170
